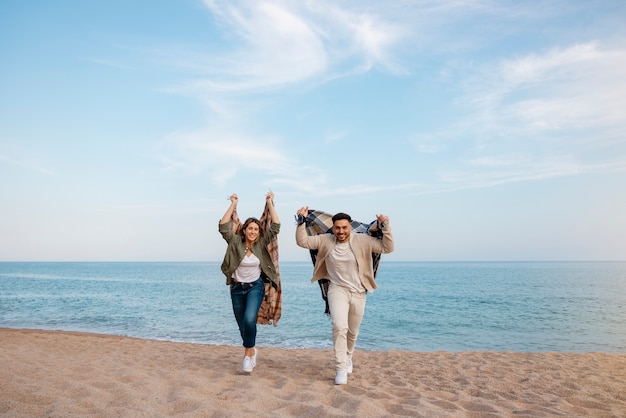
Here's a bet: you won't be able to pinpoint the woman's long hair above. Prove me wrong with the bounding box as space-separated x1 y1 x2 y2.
239 217 263 244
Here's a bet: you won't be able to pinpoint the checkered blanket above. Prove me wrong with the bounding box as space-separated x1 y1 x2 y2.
302 209 383 314
230 201 282 326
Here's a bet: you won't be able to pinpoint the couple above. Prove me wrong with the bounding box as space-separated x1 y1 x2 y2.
218 193 394 385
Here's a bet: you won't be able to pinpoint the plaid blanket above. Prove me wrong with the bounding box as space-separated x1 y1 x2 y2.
230 202 282 326
301 209 383 314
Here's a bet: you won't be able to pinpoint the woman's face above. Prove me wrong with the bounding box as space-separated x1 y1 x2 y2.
244 222 260 243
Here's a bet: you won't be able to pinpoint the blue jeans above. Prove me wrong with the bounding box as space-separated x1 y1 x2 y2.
230 278 265 348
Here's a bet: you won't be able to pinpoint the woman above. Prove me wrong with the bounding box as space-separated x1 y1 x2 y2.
219 192 280 373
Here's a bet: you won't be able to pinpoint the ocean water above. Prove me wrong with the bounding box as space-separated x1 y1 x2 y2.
1 261 624 353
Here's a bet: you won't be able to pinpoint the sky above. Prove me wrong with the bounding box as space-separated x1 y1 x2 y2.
1 0 625 262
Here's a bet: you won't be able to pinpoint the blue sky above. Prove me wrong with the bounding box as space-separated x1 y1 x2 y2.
1 0 625 262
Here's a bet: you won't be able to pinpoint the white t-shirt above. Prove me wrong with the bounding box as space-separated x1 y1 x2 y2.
233 253 262 283
325 242 366 293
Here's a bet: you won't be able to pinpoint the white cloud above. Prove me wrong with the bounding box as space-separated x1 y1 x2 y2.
195 1 409 91
404 40 626 194
160 130 284 176
198 1 327 91
157 127 328 191
311 3 407 74
471 43 626 135
500 42 602 86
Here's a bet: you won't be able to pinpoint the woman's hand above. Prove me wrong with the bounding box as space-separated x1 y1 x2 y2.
296 206 309 217
220 194 238 224
266 191 280 223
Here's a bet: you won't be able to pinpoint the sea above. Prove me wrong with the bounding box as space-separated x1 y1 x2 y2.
1 261 625 353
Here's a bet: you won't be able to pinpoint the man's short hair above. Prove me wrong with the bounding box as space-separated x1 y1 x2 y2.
332 212 352 224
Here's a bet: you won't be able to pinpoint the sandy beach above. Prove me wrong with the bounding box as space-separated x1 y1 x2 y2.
1 328 625 417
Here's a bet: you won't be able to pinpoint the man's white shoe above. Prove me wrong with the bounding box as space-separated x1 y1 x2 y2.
335 370 348 385
242 356 254 373
347 356 353 374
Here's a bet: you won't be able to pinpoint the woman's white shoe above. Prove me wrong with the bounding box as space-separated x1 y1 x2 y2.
242 348 257 373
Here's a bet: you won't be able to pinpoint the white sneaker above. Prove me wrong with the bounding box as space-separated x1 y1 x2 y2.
242 347 257 373
347 356 353 374
242 356 254 373
335 370 348 385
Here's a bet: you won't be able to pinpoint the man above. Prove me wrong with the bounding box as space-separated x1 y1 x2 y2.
295 207 394 385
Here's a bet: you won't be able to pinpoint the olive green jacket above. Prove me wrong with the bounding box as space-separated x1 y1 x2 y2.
219 220 280 288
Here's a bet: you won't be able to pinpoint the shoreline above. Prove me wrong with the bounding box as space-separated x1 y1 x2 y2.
2 328 625 417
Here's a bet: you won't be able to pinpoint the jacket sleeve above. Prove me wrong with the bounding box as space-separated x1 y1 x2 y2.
218 220 236 242
295 223 323 249
262 222 280 245
366 224 394 254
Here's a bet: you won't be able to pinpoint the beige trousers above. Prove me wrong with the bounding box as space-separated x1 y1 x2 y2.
327 283 367 371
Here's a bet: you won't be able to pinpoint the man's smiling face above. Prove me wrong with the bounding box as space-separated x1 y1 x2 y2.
332 219 352 243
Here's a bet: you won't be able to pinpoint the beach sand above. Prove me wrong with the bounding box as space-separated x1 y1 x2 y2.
1 328 625 417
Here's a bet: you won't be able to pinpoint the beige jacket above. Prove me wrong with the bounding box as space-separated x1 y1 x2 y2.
295 222 394 292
